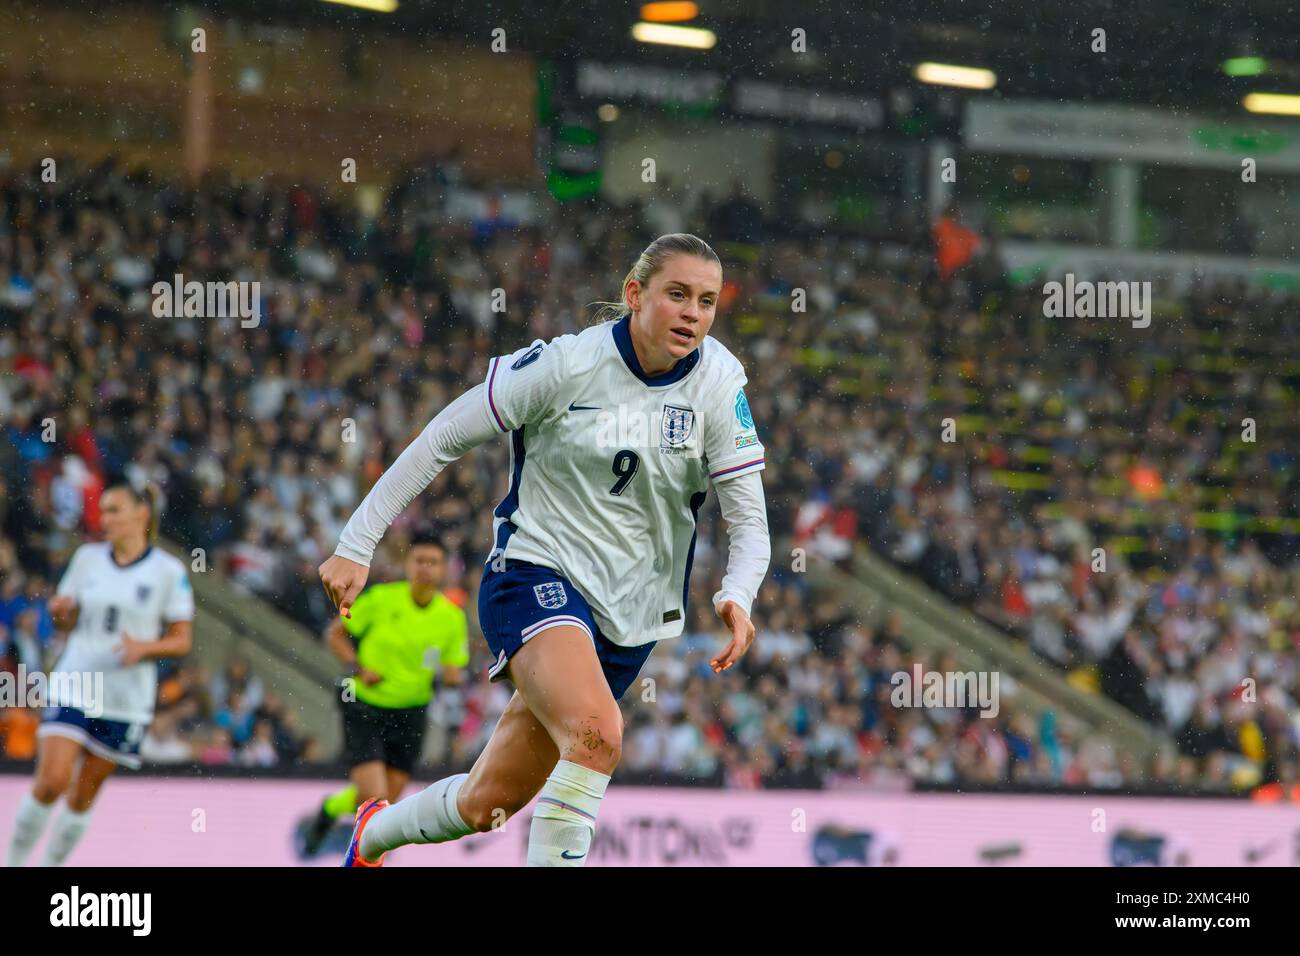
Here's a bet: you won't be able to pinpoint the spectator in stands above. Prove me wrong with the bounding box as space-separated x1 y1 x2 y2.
198 728 235 766
139 713 193 765
239 720 280 768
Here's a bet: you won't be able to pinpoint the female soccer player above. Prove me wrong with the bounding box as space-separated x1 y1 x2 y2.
5 481 194 866
321 233 771 867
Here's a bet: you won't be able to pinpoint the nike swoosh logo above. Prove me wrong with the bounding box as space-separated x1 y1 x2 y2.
560 850 587 860
568 402 601 411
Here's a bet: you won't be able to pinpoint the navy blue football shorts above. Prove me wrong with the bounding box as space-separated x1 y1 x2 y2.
39 706 145 769
478 559 655 700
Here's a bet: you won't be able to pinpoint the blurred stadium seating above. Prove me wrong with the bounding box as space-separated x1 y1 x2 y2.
3 152 1297 798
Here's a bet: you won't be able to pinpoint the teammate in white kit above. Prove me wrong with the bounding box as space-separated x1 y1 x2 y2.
5 481 194 866
323 233 771 866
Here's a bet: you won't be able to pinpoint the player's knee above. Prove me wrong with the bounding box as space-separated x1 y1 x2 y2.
66 773 108 812
562 709 623 773
32 781 64 804
34 768 72 803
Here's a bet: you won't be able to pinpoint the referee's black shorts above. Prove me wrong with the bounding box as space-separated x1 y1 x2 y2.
340 699 428 775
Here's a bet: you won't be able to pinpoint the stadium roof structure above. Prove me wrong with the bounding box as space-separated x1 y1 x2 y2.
106 0 1300 114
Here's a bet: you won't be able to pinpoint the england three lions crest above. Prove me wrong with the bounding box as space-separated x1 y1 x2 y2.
661 404 695 447
533 582 568 609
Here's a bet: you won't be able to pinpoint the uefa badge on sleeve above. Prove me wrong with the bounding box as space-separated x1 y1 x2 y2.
534 582 568 609
734 389 754 430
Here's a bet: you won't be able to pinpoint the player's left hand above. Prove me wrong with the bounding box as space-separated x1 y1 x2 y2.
710 600 755 673
116 633 151 667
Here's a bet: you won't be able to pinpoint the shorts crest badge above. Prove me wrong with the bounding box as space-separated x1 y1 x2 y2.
533 582 568 609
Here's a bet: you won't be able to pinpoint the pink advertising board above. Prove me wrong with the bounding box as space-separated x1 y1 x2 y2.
2 775 1297 866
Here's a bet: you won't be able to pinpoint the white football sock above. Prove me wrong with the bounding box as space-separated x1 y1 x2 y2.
42 807 92 866
526 760 610 867
6 792 55 867
360 772 473 860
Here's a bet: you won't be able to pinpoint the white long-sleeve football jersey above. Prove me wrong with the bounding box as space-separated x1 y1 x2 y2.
335 315 770 646
481 315 767 644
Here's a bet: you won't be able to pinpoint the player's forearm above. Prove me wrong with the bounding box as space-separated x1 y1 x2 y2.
145 622 193 659
325 622 358 666
710 470 771 617
335 382 499 566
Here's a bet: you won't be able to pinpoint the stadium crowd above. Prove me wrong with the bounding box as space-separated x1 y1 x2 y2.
1 155 1297 794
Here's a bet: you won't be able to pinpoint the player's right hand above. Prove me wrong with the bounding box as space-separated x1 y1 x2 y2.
116 633 151 667
48 595 78 627
318 554 369 618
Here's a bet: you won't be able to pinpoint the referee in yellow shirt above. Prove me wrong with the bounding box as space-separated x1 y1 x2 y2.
299 530 468 857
